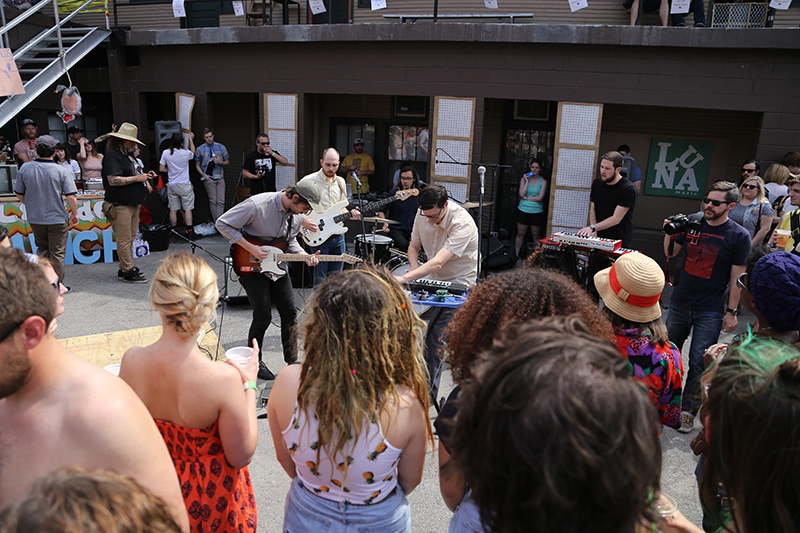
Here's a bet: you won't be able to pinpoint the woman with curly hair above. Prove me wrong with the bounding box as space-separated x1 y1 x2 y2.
436 267 615 532
268 266 434 532
120 252 259 532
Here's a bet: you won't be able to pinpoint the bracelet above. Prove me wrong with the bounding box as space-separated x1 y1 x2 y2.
243 381 257 391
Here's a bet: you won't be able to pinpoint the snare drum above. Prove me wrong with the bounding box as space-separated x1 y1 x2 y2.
387 256 430 315
355 234 393 264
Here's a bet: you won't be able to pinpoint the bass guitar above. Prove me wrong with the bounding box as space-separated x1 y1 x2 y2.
231 236 361 277
301 188 419 247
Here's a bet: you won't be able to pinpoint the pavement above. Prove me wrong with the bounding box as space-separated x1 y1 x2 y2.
52 233 753 532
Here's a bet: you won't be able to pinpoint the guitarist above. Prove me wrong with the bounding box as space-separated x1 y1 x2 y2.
216 184 320 381
298 148 361 287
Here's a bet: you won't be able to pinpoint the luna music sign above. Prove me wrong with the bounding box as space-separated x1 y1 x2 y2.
644 138 713 200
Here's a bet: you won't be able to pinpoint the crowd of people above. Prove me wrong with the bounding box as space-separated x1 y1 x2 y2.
3 116 800 531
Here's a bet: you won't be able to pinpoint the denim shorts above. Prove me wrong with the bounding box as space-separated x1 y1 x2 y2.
283 477 411 533
449 491 489 533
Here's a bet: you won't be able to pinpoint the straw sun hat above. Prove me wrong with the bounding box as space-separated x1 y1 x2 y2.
108 122 145 146
594 252 665 323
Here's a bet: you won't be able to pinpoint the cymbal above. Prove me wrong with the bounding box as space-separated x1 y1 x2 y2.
461 201 494 209
362 216 401 225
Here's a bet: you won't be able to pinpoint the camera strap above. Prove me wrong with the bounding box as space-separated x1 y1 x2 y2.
665 236 676 287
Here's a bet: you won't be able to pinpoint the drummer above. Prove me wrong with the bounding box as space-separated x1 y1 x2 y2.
393 184 479 402
377 164 423 253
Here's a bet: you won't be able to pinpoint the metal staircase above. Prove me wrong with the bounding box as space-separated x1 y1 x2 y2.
0 0 110 128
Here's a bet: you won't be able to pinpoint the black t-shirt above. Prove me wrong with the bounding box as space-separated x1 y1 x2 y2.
102 149 147 206
590 177 637 248
243 150 280 195
65 142 80 160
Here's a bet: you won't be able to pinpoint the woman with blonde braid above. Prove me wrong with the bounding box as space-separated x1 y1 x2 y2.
120 252 258 532
268 266 433 532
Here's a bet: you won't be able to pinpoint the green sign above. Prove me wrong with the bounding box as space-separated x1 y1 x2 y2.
644 138 714 199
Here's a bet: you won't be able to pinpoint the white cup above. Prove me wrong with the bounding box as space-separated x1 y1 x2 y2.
104 363 121 375
225 347 253 364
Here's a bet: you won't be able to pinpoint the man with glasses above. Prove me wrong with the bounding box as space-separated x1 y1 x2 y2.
394 184 479 402
242 133 288 196
0 247 190 531
739 159 760 184
663 180 750 433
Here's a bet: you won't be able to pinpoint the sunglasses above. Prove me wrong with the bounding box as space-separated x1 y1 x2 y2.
259 142 270 146
702 197 731 207
742 184 758 190
736 272 748 291
0 320 25 345
741 168 756 173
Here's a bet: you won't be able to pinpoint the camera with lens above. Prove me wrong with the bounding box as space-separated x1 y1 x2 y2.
664 214 702 244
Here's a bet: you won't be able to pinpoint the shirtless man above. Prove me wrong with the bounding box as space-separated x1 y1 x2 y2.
0 247 189 531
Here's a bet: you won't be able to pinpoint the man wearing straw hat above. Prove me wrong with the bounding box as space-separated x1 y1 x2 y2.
101 122 156 284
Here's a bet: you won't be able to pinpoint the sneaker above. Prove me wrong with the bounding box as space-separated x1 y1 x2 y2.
675 21 686 27
118 266 140 279
677 411 695 433
285 355 299 365
258 361 275 381
694 21 705 27
120 268 148 284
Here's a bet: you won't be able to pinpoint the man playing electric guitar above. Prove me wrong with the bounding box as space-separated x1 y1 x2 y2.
216 184 321 381
298 147 361 287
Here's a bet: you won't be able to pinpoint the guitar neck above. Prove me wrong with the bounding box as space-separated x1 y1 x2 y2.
276 254 342 263
331 193 405 224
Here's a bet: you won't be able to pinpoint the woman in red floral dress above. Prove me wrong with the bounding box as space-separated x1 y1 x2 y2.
120 252 259 532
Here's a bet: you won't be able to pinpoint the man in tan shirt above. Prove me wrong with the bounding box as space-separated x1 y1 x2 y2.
394 184 478 400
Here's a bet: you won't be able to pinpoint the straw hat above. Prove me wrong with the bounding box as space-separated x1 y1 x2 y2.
594 252 665 323
109 122 145 146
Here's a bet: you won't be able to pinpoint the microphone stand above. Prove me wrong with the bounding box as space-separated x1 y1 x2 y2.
171 229 234 306
351 171 370 260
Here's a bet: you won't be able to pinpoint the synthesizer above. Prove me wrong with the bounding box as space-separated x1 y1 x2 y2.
551 232 622 252
404 278 467 295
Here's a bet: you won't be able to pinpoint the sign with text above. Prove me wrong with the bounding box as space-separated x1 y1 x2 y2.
0 49 25 96
644 137 713 200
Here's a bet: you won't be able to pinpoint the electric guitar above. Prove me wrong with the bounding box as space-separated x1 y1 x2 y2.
301 188 419 247
231 236 361 277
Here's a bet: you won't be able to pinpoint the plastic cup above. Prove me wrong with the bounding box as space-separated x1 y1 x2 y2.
104 363 121 376
225 347 253 364
776 229 791 248
653 493 677 518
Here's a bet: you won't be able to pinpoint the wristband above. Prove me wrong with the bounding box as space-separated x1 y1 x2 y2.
590 224 596 231
243 381 257 391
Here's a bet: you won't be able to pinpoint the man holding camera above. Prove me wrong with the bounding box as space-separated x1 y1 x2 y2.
663 180 750 433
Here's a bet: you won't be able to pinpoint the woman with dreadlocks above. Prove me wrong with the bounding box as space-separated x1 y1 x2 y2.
268 266 433 532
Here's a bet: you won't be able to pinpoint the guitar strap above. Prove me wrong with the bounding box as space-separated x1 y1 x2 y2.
336 177 348 202
285 214 294 239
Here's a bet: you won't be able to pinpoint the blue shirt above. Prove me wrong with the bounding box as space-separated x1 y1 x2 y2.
195 142 229 179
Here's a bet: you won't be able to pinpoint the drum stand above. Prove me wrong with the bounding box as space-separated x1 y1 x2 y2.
351 171 368 248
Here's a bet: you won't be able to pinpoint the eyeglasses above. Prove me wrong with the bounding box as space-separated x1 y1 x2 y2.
419 208 444 220
702 197 731 207
742 184 758 190
259 142 270 146
741 168 756 173
51 280 64 295
0 320 25 345
736 272 748 291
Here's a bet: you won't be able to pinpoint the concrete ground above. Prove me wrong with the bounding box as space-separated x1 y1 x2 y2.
53 233 751 532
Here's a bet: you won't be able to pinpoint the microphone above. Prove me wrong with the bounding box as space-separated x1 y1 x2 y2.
350 171 361 186
477 166 486 195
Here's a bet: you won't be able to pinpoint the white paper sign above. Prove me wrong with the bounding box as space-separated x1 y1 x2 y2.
172 0 185 17
770 0 791 10
670 0 690 14
371 0 387 10
309 0 326 15
569 0 588 11
484 0 498 8
232 0 244 16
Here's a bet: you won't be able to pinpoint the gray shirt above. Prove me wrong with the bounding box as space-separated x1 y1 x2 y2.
216 192 304 254
14 159 77 224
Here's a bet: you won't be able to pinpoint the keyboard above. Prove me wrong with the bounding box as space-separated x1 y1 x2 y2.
404 278 467 295
551 232 622 252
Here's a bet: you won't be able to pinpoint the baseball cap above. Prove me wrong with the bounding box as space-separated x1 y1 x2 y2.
293 180 321 205
67 126 82 134
353 138 364 145
750 252 800 331
21 118 36 127
35 135 59 149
